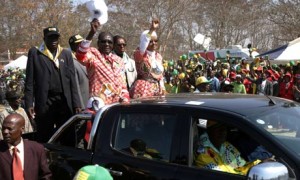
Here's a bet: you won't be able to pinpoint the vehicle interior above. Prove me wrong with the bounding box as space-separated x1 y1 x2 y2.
51 116 93 150
190 117 297 179
191 118 271 173
113 112 178 162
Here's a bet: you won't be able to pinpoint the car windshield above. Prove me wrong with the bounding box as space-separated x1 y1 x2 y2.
248 101 300 157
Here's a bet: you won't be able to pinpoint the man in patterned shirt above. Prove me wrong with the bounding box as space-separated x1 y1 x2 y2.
194 121 261 175
76 19 129 105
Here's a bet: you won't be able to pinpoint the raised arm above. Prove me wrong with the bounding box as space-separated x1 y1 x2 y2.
86 18 101 41
139 19 159 54
76 19 101 64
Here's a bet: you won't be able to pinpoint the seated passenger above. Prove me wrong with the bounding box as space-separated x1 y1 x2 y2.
122 138 152 159
194 121 261 175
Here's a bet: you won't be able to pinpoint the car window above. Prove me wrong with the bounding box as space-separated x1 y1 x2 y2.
190 116 273 176
51 118 91 149
113 112 177 162
248 103 300 157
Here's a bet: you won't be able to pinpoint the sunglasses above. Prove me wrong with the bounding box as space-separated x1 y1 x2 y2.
149 40 158 44
99 40 113 44
117 43 127 47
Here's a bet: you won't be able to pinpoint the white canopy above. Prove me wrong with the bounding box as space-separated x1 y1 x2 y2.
260 37 300 61
4 55 27 70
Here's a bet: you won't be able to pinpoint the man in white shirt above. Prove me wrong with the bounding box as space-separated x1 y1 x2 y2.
112 35 137 90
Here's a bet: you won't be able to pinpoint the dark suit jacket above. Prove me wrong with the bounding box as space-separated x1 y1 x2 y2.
0 140 52 180
25 47 81 114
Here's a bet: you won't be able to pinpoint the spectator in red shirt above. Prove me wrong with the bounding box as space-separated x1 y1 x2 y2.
279 73 294 100
242 69 252 94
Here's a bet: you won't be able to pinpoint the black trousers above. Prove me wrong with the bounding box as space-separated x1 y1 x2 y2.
35 94 72 143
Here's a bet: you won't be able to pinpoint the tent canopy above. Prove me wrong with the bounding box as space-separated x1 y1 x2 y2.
4 55 27 70
259 38 300 61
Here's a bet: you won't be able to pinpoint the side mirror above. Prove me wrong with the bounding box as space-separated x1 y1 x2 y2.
247 162 288 180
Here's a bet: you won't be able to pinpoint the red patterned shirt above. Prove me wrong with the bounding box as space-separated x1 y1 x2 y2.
129 49 165 98
76 40 129 104
129 30 165 98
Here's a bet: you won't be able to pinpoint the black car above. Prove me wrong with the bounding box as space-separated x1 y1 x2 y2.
44 93 300 180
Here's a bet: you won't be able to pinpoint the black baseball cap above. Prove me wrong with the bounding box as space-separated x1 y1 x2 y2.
43 27 60 37
69 34 84 45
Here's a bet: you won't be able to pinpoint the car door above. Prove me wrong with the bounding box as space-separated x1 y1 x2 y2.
45 114 94 180
174 106 299 180
172 107 245 180
91 104 186 180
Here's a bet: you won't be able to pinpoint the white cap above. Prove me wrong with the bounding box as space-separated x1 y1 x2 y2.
86 0 108 25
224 80 231 85
86 97 105 111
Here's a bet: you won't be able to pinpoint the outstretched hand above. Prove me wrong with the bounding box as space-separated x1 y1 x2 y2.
87 18 101 40
150 18 159 31
90 18 101 33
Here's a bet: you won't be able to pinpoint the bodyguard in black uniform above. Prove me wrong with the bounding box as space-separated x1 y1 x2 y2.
25 27 81 142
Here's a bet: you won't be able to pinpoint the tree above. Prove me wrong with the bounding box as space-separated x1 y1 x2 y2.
1 0 300 60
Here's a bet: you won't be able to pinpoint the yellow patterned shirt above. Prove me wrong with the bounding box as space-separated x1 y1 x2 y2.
194 133 260 175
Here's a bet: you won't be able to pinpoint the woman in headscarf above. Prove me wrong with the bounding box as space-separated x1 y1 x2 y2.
130 19 165 98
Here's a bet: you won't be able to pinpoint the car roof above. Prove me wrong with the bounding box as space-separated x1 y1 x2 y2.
126 93 294 116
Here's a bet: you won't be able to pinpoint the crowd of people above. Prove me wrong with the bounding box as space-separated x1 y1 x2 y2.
1 19 299 143
163 54 300 102
0 17 299 179
0 18 165 179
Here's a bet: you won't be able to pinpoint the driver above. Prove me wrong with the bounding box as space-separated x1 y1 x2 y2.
194 121 261 175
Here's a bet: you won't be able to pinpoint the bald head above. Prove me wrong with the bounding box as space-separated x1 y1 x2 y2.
2 113 25 146
4 113 25 127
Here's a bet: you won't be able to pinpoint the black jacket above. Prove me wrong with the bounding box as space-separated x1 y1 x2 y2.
24 47 81 114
